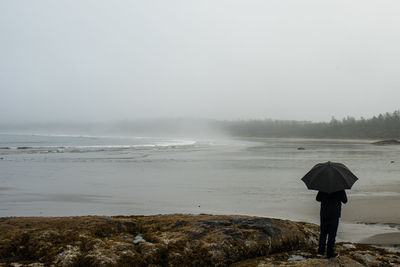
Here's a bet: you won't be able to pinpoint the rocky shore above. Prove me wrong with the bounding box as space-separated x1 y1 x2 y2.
0 214 399 266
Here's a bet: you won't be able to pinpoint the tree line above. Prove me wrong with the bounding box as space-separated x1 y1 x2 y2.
221 110 400 139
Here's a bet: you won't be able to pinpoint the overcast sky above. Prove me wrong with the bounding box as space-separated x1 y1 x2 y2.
1 1 400 123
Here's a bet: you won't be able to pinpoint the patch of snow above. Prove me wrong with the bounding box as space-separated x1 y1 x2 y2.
134 235 146 244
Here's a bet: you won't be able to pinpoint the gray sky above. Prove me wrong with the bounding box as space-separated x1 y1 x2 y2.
1 1 400 123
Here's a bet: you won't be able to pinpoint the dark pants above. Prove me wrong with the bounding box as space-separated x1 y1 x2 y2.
318 217 339 257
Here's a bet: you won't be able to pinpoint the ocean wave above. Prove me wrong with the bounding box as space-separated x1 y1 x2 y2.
0 139 198 154
7 133 180 140
0 147 33 150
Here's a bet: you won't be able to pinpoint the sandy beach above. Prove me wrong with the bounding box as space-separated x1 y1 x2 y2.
343 195 400 225
342 193 400 246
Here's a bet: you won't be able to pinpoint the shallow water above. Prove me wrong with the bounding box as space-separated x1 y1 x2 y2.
1 134 399 242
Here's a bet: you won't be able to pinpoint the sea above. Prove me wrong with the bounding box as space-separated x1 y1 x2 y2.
1 133 400 242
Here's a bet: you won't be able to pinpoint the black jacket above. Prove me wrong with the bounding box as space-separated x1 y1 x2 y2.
316 190 347 219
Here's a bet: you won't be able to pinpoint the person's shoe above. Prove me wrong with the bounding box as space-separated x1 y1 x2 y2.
316 250 324 257
327 252 339 259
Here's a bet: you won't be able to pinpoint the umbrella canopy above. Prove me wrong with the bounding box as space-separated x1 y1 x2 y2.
301 161 358 193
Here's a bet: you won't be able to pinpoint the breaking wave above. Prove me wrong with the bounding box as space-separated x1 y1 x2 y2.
0 134 197 154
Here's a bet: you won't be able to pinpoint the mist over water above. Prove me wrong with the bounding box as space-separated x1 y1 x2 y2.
0 119 227 140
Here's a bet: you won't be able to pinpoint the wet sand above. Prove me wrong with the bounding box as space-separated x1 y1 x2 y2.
343 195 400 225
341 192 400 246
360 232 400 246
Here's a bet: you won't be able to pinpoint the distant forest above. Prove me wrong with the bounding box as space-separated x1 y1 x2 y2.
2 111 400 140
221 110 400 139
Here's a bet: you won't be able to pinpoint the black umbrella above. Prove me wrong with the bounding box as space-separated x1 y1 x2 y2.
301 161 358 193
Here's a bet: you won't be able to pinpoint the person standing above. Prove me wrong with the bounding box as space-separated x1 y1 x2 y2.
316 190 347 258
